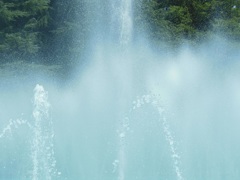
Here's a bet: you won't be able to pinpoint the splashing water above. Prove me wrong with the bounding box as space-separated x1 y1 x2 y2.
31 84 60 180
3 0 240 179
116 94 184 180
119 0 132 45
116 117 130 180
110 0 132 46
0 84 60 179
0 118 30 139
156 107 184 180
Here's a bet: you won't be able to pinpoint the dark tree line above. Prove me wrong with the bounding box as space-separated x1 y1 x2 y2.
0 0 90 65
0 0 50 55
135 0 240 46
1 0 240 64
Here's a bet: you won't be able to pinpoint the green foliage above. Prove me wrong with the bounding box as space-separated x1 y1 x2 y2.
134 0 240 47
0 0 50 58
165 6 194 37
1 0 240 64
4 32 39 54
45 0 90 66
188 0 212 31
211 0 240 40
134 0 195 46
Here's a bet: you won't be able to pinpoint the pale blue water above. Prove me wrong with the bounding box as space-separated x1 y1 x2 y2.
1 0 240 180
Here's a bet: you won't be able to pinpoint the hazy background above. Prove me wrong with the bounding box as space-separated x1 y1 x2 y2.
1 0 240 179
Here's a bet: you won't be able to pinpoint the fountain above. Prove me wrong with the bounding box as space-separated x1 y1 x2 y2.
116 94 184 180
0 85 59 180
0 119 30 139
1 0 240 179
31 84 60 180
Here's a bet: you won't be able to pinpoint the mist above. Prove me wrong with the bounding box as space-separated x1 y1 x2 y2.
1 0 240 180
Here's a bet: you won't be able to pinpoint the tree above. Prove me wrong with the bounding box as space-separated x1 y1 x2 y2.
0 0 50 60
212 0 240 40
